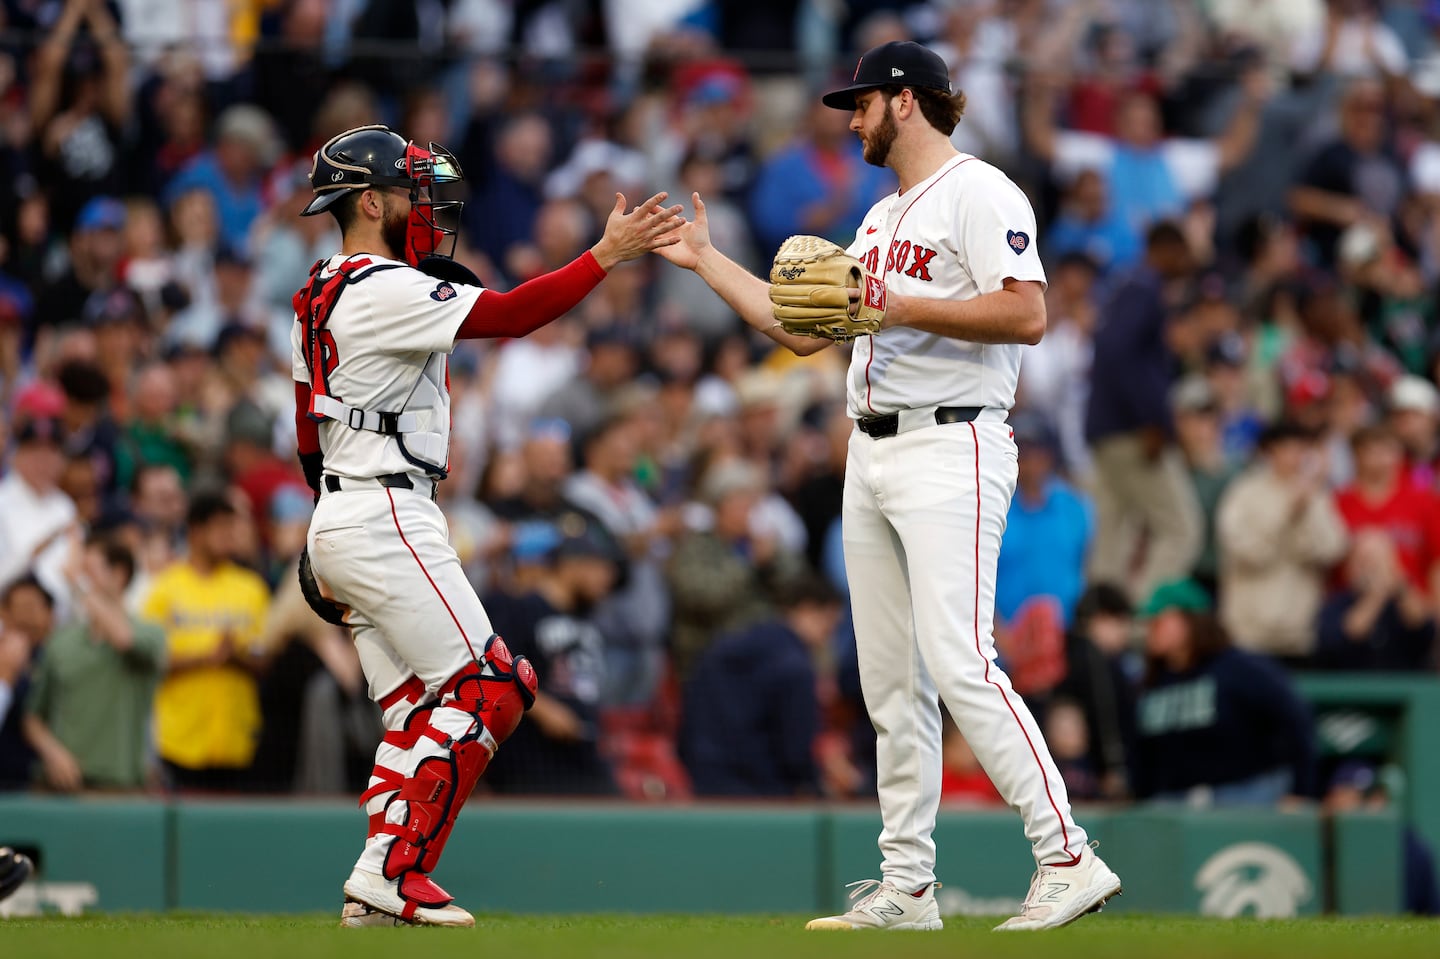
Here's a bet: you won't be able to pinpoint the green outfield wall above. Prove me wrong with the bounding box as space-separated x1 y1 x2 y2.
1 677 1433 918
0 799 1405 918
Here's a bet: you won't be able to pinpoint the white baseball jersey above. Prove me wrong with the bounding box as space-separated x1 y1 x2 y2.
290 253 481 478
844 153 1046 417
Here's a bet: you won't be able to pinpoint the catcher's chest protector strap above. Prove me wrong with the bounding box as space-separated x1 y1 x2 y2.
293 258 419 434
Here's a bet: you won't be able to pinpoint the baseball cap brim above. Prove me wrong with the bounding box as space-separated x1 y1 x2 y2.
301 188 354 217
821 83 883 111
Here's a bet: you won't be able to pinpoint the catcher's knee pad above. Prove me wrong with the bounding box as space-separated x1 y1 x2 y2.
366 636 538 899
451 633 538 745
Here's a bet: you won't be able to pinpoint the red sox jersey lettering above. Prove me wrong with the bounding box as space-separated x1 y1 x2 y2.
872 240 940 281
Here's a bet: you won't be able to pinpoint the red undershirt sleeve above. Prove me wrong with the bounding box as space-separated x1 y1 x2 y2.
455 250 607 340
295 380 320 455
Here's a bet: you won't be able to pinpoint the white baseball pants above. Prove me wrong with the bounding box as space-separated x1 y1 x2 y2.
843 418 1086 891
306 483 493 876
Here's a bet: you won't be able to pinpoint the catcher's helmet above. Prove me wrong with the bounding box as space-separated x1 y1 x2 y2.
302 124 465 264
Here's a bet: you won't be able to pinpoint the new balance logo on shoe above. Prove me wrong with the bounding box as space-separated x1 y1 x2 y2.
869 900 906 919
806 879 944 931
1037 883 1071 903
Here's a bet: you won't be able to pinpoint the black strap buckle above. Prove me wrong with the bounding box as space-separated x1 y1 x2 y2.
346 407 365 430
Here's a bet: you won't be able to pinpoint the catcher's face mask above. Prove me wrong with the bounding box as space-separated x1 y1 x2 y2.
401 141 465 266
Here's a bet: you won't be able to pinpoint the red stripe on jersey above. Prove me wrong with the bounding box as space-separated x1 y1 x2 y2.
864 156 974 413
388 489 479 665
968 422 1075 863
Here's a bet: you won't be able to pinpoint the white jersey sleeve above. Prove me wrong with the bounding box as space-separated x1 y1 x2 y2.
956 167 1047 294
354 267 482 355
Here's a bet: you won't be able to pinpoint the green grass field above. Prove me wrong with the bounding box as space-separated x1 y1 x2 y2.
2 913 1437 959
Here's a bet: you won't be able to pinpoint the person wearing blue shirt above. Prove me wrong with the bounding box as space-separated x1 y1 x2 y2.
1045 169 1141 277
164 106 278 253
997 412 1093 625
748 100 893 254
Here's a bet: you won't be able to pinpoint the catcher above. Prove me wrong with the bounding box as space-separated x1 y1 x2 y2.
290 124 680 927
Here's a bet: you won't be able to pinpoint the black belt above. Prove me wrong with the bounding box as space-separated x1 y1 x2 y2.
323 472 436 501
856 406 985 439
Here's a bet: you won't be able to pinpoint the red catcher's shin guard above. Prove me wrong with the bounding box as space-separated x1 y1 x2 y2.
462 633 538 745
379 635 538 893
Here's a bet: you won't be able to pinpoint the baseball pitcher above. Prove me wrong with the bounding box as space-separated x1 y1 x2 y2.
657 42 1121 931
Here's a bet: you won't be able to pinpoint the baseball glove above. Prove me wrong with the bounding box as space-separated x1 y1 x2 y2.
769 235 886 341
0 846 33 904
298 547 349 627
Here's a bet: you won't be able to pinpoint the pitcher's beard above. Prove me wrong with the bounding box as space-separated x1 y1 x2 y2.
862 109 898 167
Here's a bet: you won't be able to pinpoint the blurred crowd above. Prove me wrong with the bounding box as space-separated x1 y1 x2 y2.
0 2 1438 862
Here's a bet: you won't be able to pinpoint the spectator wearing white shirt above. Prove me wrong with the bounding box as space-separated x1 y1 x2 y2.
1291 0 1409 81
564 413 674 706
1019 252 1100 482
1206 0 1327 88
0 415 77 605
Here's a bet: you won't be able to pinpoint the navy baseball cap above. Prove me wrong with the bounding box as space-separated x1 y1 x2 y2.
822 41 952 110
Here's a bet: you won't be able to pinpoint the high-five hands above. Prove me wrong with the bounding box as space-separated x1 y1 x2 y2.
652 192 713 272
590 192 686 270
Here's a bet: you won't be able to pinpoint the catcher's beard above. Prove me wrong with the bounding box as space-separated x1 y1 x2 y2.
862 106 898 167
381 198 411 262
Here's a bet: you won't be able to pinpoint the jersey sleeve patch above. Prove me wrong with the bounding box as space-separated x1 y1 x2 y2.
1006 230 1030 255
430 281 458 302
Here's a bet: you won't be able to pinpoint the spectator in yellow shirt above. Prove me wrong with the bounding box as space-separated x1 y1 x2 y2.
142 492 269 792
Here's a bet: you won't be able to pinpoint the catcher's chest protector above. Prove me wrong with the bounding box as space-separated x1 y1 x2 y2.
293 257 451 476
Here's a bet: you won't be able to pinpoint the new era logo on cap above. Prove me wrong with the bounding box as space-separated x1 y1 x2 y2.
891 68 904 77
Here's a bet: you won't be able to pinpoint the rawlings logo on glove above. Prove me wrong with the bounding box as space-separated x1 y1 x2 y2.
768 234 885 341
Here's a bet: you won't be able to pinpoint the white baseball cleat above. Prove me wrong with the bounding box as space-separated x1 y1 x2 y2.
805 879 943 931
993 843 1122 931
341 868 475 928
340 900 412 928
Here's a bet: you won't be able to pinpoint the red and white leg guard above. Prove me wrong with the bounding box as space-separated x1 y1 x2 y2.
356 635 537 915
